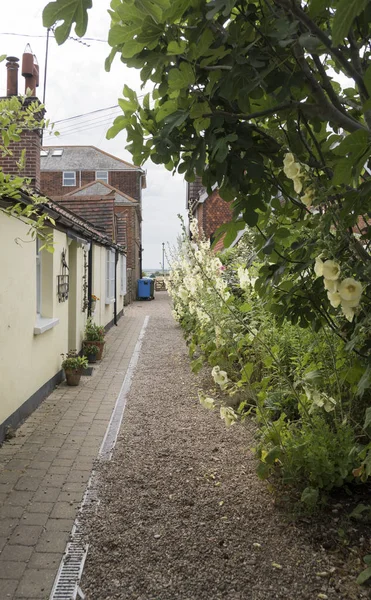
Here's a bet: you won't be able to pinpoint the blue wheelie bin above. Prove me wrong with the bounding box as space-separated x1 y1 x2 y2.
137 278 154 300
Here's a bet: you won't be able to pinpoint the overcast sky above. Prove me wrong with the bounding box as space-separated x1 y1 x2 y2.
0 2 186 270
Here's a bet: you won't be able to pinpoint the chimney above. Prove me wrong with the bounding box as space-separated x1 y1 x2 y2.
6 56 19 96
0 45 44 191
21 44 38 96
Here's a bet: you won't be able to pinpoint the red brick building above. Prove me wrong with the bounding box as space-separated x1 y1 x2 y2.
40 146 146 300
186 177 233 248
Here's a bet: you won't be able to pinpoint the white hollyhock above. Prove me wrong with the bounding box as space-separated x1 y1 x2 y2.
322 260 340 281
324 279 337 293
314 257 324 277
220 406 237 428
338 278 362 305
327 291 341 308
212 366 229 389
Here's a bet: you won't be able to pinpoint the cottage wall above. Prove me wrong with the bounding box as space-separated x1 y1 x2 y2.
40 170 142 201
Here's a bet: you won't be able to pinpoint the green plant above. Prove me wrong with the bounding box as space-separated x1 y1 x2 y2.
61 350 88 371
83 344 99 357
84 318 105 342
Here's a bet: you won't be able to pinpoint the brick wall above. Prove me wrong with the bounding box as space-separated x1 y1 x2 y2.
114 205 141 280
40 169 142 200
1 130 41 191
202 190 233 240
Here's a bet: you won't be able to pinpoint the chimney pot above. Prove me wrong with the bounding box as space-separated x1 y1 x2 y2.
6 56 19 96
22 52 34 78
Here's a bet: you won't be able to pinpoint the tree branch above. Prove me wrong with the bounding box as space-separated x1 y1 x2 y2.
274 0 369 98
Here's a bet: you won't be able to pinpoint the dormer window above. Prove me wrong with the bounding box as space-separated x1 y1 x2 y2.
96 170 108 183
63 171 76 186
40 150 49 157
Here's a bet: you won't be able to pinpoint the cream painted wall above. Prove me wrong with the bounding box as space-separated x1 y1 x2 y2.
0 212 127 429
0 215 68 426
91 246 126 326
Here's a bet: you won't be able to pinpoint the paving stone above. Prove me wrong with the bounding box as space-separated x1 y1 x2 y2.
4 460 30 471
14 476 43 493
0 578 18 598
28 502 54 514
50 502 79 520
28 551 60 569
0 520 19 538
9 525 43 546
57 491 83 503
62 482 86 493
14 567 56 598
6 491 33 507
51 458 74 468
47 466 70 476
41 474 66 488
32 488 60 503
44 518 73 532
0 506 24 519
0 560 27 579
0 545 33 562
35 530 70 553
20 512 49 527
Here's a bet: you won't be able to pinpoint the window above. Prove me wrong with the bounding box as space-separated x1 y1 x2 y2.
106 249 115 303
40 149 49 157
52 148 63 157
120 254 126 295
36 238 42 314
63 171 76 186
34 234 60 334
96 170 108 183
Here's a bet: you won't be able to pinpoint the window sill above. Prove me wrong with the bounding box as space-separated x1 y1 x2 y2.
34 316 60 335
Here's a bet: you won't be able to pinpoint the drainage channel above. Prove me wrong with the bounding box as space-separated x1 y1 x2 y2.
49 315 150 600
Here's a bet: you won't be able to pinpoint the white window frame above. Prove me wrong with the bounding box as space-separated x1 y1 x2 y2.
36 237 42 315
96 170 108 183
120 254 126 295
106 249 115 304
63 171 76 186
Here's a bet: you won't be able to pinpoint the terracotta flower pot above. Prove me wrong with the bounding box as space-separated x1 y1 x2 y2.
64 368 83 386
83 340 105 360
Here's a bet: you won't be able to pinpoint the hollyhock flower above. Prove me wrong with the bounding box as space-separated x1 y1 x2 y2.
341 302 356 322
314 257 324 278
324 279 337 293
338 278 362 305
327 291 341 308
212 366 228 389
283 153 295 168
284 162 301 180
199 392 215 410
220 406 237 428
322 260 340 281
301 188 314 207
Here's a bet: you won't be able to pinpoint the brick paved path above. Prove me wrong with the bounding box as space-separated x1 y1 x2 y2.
0 301 151 599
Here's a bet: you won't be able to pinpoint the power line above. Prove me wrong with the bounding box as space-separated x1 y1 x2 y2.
0 32 107 42
54 104 120 124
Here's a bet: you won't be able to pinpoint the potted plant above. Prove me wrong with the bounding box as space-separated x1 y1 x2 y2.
61 350 88 386
91 294 99 313
83 318 105 360
83 343 100 364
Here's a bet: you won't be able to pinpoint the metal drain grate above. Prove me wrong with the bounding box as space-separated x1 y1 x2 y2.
49 529 88 600
49 316 150 600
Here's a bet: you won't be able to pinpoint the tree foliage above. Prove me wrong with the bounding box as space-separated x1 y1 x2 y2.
43 0 371 357
0 81 54 246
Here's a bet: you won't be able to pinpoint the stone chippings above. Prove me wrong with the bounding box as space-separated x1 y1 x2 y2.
81 294 371 600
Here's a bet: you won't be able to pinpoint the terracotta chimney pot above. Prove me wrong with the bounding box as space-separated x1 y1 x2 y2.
6 56 19 96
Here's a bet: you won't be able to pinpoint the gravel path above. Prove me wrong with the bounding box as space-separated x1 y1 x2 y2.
81 292 371 600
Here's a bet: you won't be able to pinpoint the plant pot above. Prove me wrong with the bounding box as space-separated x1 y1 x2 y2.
83 340 105 360
64 368 83 386
85 351 97 363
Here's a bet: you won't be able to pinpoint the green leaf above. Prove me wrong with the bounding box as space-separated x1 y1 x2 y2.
356 566 371 585
332 0 368 46
308 0 327 18
0 55 7 63
333 129 369 158
364 64 371 97
156 100 178 122
363 407 371 433
256 461 270 480
265 446 282 465
167 40 187 55
301 487 319 507
43 0 92 45
168 63 195 90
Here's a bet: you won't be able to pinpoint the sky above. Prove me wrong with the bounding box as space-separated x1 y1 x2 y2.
0 2 187 270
